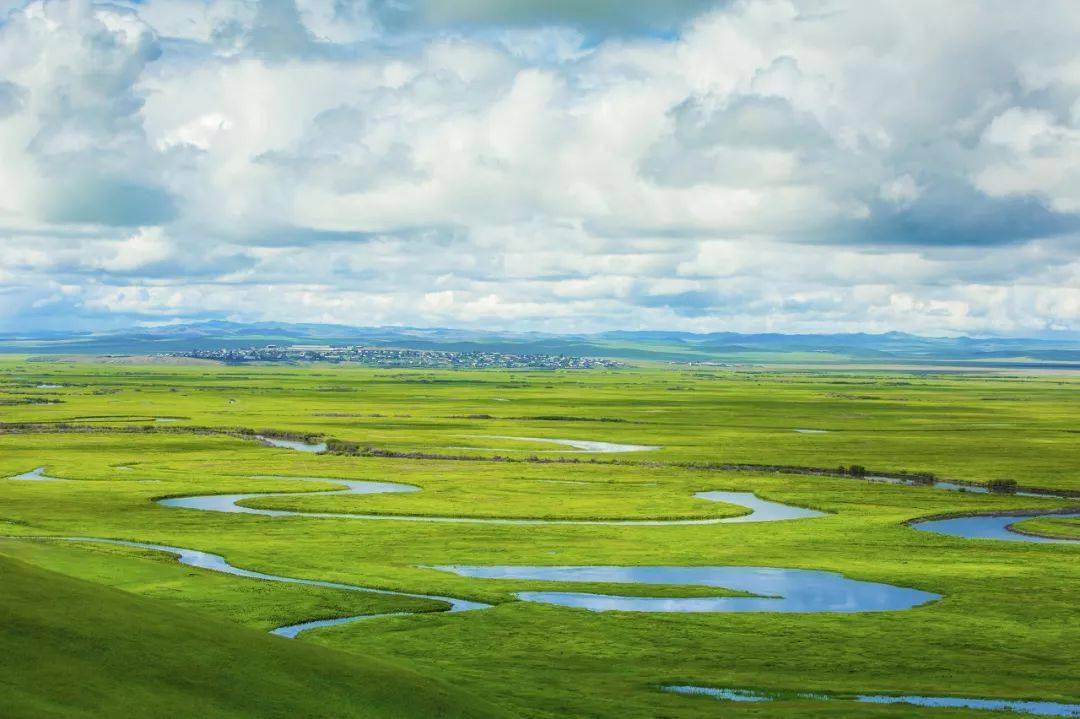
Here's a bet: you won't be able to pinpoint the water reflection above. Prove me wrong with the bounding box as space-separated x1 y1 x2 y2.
480 436 659 453
433 565 939 613
256 436 327 453
7 467 63 481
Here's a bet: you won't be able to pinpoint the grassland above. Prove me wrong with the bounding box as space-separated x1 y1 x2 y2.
0 554 504 719
0 358 1077 718
1012 516 1080 540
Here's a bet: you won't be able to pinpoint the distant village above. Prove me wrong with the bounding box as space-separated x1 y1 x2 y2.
171 345 624 370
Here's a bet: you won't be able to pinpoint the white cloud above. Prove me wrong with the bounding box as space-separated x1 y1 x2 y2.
974 107 1080 212
0 0 1078 336
94 227 174 272
879 175 921 206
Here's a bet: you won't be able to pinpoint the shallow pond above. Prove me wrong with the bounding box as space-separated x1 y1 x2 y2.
431 565 939 613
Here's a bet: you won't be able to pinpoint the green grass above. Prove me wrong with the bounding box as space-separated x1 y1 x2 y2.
1010 516 1080 540
3 360 1080 490
0 554 505 719
0 359 1078 717
0 538 443 630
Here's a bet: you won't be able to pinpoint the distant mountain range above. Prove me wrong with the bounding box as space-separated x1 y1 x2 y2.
2 321 1079 367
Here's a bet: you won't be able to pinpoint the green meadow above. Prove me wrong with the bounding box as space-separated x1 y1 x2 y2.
1 358 1077 718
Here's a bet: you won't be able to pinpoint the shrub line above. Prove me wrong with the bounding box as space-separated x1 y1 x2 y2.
3 421 1077 498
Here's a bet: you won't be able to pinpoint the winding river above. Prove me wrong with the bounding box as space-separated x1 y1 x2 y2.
1 422 1074 719
158 477 827 526
3 434 1073 644
868 477 1080 544
7 448 1077 541
19 537 939 639
260 435 658 455
200 436 1080 540
253 432 1078 542
911 513 1080 544
6 465 936 633
44 536 488 637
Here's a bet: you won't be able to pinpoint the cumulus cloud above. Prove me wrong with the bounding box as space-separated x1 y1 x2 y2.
974 107 1080 213
0 0 175 226
0 0 1078 336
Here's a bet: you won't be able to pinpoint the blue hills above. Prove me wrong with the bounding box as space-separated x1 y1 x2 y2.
2 321 1078 366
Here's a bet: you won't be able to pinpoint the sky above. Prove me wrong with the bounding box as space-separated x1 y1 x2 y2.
0 0 1078 337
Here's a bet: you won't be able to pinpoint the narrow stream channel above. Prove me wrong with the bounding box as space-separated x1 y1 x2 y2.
911 513 1080 544
44 537 488 637
662 685 1080 717
254 433 1077 541
157 477 827 526
476 436 660 453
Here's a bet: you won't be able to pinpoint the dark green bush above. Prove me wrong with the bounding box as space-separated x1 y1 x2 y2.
987 478 1018 494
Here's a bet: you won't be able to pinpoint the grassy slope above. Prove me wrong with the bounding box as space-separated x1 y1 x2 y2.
0 555 505 719
0 538 442 630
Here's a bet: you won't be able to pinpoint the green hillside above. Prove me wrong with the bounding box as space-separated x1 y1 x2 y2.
0 554 505 719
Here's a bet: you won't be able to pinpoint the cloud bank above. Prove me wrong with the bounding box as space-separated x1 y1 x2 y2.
0 0 1078 336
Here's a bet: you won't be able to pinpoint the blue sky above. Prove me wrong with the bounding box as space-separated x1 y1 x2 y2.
0 0 1078 336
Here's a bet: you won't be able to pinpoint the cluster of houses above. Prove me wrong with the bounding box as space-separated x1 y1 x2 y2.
173 345 623 369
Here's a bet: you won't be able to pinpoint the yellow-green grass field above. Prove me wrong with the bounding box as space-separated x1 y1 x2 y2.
1 358 1077 718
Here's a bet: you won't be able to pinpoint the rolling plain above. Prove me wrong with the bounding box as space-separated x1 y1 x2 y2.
1 358 1077 718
